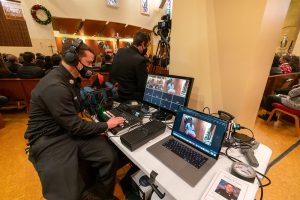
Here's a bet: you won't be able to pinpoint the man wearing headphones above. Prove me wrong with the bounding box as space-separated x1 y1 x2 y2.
110 31 150 101
25 39 124 200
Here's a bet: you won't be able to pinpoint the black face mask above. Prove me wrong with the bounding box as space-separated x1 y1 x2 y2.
142 47 148 56
78 62 94 79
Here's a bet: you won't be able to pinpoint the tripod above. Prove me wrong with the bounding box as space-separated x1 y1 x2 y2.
150 31 170 74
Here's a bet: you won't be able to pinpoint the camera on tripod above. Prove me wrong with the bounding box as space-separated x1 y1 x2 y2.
151 14 172 70
153 14 171 39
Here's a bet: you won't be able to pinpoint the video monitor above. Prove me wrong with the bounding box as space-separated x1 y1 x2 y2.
142 74 194 119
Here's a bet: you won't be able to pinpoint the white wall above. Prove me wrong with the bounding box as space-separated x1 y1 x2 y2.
170 0 290 128
0 0 165 55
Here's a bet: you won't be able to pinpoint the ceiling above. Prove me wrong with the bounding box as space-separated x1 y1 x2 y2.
52 17 152 38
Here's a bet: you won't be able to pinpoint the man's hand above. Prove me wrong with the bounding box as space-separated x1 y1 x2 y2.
107 117 125 129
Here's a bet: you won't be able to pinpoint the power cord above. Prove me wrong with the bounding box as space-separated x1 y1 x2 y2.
202 107 211 114
221 145 271 200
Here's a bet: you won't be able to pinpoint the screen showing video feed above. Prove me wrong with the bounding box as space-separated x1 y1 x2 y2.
143 74 192 113
179 114 216 146
172 107 228 158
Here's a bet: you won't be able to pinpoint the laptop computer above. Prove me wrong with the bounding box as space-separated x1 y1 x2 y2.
147 107 228 186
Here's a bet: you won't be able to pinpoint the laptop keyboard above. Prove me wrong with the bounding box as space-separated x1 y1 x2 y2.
162 139 208 169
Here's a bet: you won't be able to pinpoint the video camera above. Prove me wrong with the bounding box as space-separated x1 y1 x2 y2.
153 14 171 39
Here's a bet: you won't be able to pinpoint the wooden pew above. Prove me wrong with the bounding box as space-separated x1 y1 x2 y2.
20 79 40 112
0 78 26 109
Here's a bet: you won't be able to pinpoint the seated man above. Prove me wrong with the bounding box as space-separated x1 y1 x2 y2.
25 39 125 200
5 54 21 74
259 85 300 120
17 52 44 78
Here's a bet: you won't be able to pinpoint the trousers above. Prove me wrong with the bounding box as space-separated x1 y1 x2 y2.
29 133 118 200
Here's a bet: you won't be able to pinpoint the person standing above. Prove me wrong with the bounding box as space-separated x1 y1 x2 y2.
25 39 125 200
110 31 150 101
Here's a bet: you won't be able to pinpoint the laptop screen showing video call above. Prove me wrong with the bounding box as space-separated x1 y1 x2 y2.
172 107 228 159
143 74 193 114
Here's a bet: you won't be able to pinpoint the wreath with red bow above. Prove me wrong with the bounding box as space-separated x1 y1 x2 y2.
31 4 52 25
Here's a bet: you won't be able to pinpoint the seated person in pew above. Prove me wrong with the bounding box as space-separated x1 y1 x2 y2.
100 54 113 73
259 84 300 120
279 55 292 74
17 52 44 79
25 39 125 200
5 54 22 74
0 55 17 78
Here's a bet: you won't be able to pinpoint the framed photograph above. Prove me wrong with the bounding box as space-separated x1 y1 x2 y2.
106 0 119 8
140 0 150 15
1 0 24 20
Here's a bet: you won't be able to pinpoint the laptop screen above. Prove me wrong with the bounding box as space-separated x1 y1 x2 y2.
172 107 228 159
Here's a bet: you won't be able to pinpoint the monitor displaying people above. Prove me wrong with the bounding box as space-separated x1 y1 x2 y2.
179 114 216 146
143 74 193 113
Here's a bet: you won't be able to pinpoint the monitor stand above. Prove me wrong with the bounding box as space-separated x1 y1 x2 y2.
151 110 173 121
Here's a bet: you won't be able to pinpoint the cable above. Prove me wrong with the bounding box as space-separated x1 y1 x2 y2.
202 107 211 115
222 145 271 187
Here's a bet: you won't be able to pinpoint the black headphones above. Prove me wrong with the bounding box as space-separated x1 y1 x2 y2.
63 38 83 66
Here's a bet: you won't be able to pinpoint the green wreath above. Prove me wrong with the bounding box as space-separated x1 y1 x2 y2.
31 4 52 25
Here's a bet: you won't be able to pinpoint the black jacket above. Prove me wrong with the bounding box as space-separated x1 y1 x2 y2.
110 46 147 101
5 62 21 73
25 65 108 142
17 64 44 79
99 63 112 72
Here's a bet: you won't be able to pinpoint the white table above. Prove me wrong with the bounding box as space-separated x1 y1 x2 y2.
108 126 272 200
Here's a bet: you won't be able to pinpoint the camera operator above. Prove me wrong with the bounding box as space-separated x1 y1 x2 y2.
25 39 125 200
110 31 150 102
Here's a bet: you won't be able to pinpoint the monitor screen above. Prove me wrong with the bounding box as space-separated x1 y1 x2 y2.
172 107 228 159
142 74 194 115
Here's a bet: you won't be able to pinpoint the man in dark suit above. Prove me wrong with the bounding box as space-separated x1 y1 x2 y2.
100 54 113 72
17 52 44 78
110 31 150 101
5 54 21 74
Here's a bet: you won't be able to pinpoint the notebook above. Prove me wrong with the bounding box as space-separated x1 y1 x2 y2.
147 107 228 186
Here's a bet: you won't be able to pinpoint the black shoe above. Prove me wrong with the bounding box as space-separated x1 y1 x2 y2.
258 114 269 120
258 114 277 121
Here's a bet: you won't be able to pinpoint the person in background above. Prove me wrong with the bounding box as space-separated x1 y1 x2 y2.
18 53 24 65
0 55 16 78
17 52 44 78
100 54 113 72
5 54 22 74
110 31 150 101
51 54 62 67
269 54 282 75
279 55 292 74
94 54 102 68
259 84 300 120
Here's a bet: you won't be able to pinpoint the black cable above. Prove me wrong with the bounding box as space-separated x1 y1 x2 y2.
223 145 271 188
202 107 211 114
256 175 263 200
